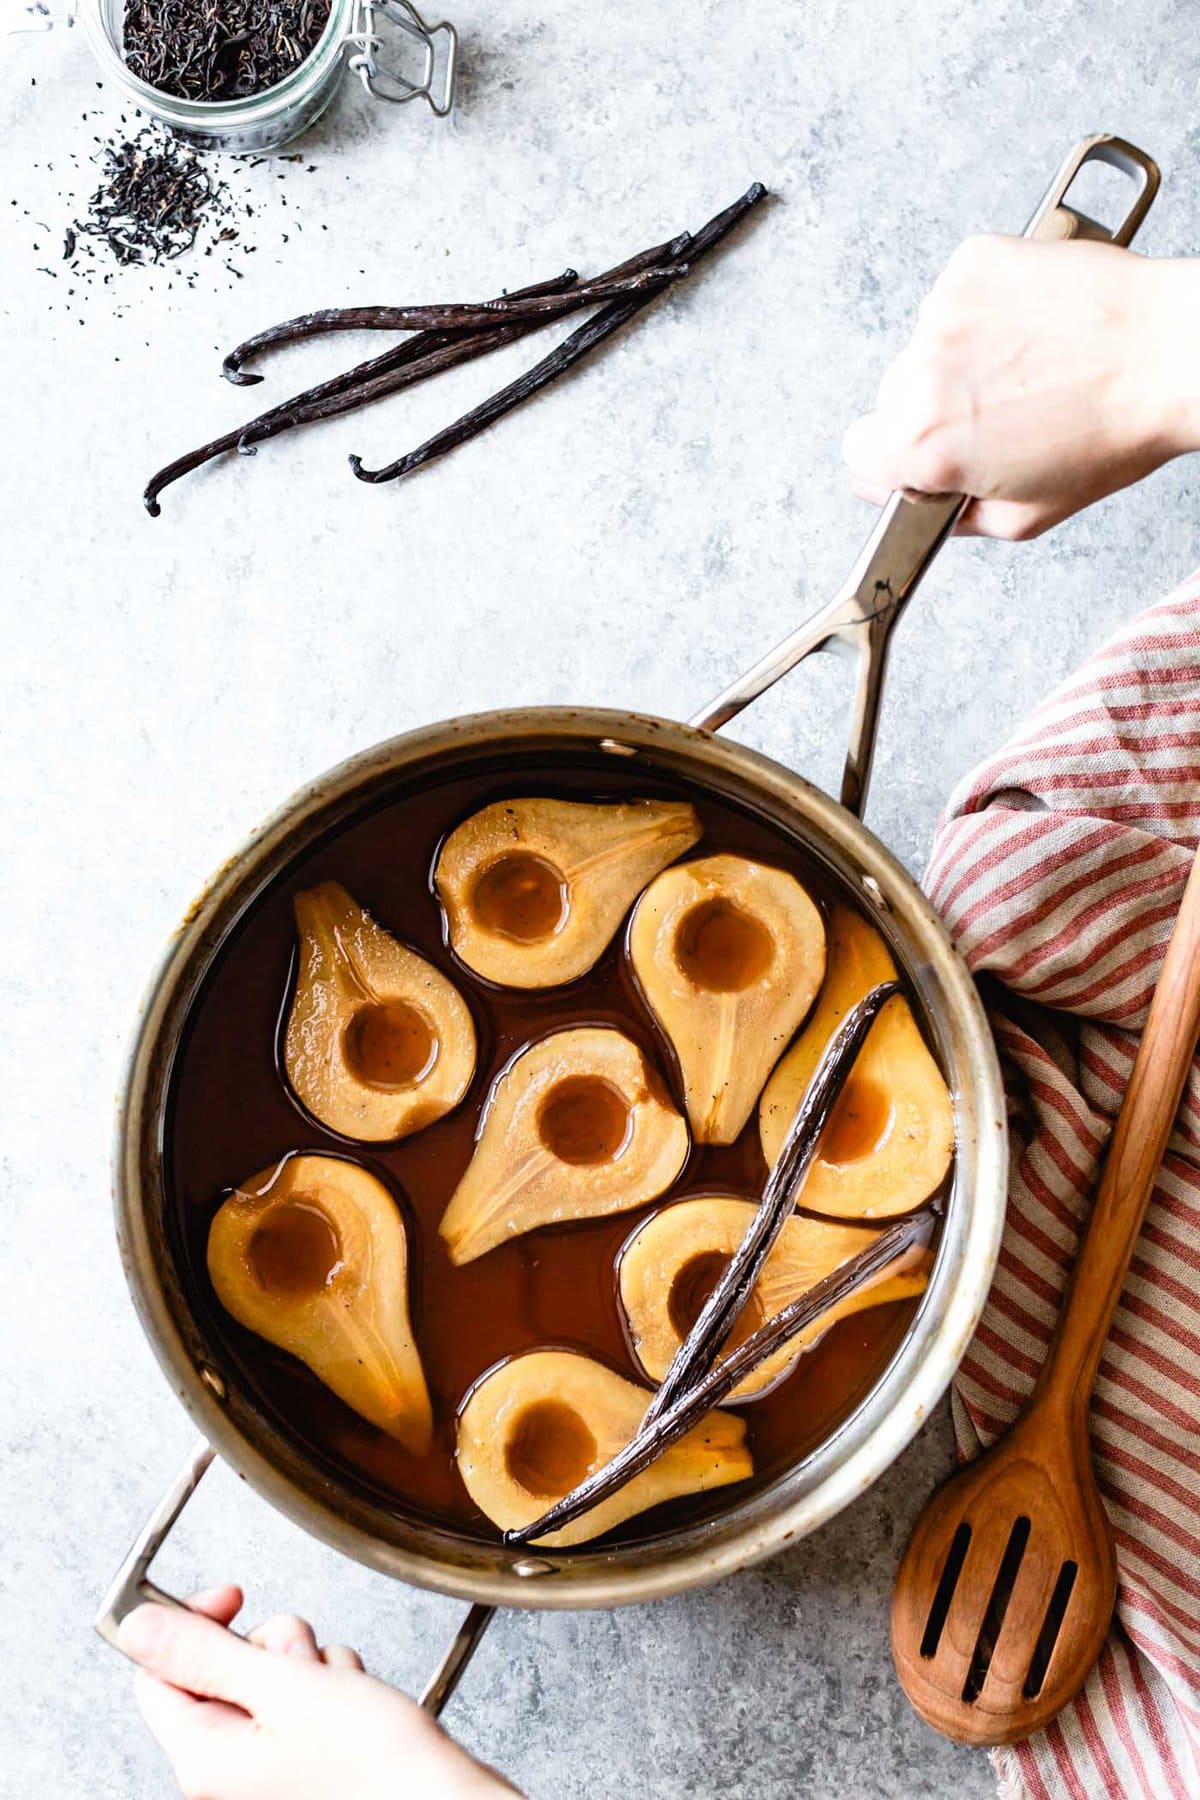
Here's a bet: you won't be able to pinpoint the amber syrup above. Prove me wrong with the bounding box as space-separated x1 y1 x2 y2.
166 754 943 1544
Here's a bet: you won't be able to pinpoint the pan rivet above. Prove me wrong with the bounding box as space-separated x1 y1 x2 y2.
511 1557 557 1578
199 1365 227 1402
598 738 638 757
861 876 891 912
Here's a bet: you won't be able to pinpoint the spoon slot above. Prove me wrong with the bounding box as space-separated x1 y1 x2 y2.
919 1521 972 1660
1023 1560 1079 1700
961 1516 1032 1703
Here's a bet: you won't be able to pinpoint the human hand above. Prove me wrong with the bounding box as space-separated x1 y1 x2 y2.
843 235 1200 539
119 1587 518 1800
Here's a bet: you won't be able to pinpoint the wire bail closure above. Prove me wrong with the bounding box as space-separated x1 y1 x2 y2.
347 0 457 115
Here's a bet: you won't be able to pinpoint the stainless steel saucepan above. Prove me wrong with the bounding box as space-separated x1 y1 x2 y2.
96 135 1159 1716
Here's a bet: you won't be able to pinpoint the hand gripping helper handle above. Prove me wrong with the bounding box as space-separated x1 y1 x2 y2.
93 1439 495 1718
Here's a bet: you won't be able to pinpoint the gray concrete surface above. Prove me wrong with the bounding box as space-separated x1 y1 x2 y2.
2 2 1199 1795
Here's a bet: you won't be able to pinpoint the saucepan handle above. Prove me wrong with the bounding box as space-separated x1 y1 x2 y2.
691 134 1160 817
94 1440 495 1719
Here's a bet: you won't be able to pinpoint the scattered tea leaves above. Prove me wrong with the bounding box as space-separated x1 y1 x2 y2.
72 125 235 267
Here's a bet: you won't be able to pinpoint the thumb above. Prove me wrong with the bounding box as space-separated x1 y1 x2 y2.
119 1603 287 1713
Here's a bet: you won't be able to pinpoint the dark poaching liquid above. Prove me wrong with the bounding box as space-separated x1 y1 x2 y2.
167 754 944 1546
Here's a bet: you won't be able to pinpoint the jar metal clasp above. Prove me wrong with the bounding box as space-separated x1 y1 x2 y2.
346 0 457 116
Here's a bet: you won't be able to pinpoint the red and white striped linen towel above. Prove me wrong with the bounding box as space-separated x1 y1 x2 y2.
925 569 1200 1799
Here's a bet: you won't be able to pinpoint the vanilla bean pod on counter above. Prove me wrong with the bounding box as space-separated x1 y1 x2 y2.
342 247 682 484
144 266 679 512
230 238 689 454
143 184 767 514
228 234 681 391
221 264 684 383
351 181 766 484
144 270 579 515
242 319 566 444
145 272 576 514
232 276 577 446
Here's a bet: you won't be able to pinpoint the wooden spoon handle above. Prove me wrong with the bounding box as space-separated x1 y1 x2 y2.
1039 849 1200 1412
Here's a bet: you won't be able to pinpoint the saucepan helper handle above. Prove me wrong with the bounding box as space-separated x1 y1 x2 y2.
692 134 1160 817
94 1440 495 1719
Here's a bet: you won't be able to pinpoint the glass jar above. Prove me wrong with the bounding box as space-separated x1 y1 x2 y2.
16 0 456 153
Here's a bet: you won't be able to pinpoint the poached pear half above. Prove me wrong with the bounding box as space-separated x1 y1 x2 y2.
208 1153 433 1452
439 1026 689 1264
284 881 476 1142
758 903 954 1217
457 1349 751 1546
628 853 826 1144
434 797 701 988
619 1196 932 1400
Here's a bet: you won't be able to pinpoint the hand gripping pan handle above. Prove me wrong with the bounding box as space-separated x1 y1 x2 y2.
95 135 1159 1717
693 135 1160 817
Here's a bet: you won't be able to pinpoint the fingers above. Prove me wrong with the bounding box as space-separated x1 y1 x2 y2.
850 476 892 509
134 1670 254 1800
134 1668 247 1738
954 498 1053 541
851 477 1054 541
186 1585 244 1627
134 1667 200 1738
842 254 982 503
185 1590 322 1663
852 482 1054 541
119 1603 285 1713
127 1592 248 1758
248 1613 321 1662
844 410 929 494
320 1642 365 1671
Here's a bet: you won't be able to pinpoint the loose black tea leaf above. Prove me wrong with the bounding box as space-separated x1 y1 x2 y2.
31 116 289 303
123 0 331 102
73 125 236 266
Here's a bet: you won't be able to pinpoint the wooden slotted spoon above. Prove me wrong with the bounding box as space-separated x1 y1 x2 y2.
891 849 1200 1746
